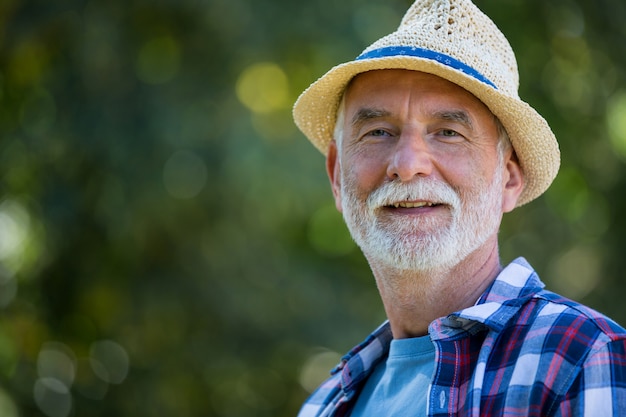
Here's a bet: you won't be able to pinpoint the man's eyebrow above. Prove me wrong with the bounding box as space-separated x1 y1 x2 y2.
349 107 475 130
432 110 474 129
350 107 391 129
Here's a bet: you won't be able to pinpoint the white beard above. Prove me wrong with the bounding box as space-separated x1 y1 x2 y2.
339 159 505 273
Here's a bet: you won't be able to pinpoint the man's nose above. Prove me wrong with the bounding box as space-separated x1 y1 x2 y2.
386 132 434 182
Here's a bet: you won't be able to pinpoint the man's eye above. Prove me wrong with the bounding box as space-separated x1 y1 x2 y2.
369 129 390 137
441 129 458 137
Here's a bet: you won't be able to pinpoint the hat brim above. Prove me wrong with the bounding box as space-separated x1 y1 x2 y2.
293 56 560 207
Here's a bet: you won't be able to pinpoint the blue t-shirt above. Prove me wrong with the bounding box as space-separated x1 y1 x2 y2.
350 335 435 416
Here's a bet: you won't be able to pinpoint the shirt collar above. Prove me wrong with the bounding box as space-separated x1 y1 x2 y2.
430 257 545 339
333 321 393 395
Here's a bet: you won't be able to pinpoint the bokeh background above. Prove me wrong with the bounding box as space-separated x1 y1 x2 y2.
0 0 625 415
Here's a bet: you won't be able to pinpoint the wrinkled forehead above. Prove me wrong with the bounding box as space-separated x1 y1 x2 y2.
342 69 497 127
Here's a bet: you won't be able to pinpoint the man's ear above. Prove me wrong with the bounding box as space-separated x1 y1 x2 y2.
326 140 343 212
501 151 524 213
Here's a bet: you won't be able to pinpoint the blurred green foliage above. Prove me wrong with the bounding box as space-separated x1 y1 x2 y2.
0 0 625 415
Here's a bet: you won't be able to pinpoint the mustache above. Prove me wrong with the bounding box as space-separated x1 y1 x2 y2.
366 179 460 210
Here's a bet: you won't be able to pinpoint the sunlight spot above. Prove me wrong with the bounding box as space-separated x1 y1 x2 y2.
0 387 18 417
548 246 601 300
606 91 626 161
33 378 72 417
0 199 30 262
236 62 289 113
37 342 76 388
89 340 130 385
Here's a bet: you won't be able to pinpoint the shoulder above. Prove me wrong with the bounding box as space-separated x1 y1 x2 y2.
496 257 626 344
486 287 626 377
484 290 626 404
498 288 626 390
524 291 626 414
529 289 626 345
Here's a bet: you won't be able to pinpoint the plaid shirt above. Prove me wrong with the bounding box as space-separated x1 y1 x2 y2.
298 257 626 416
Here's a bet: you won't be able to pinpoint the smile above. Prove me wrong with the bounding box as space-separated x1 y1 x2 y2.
388 201 438 208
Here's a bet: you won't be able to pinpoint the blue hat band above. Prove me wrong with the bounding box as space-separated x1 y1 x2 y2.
356 46 497 90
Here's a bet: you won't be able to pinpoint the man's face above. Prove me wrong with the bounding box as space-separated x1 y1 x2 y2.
327 70 522 272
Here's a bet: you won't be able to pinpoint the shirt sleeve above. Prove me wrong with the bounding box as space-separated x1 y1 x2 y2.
554 338 626 416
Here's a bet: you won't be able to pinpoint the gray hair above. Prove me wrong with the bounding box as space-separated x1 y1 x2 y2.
333 94 347 150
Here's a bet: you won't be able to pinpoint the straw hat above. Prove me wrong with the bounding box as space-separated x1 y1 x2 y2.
293 0 560 206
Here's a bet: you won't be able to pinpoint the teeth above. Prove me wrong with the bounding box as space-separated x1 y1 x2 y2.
393 202 435 208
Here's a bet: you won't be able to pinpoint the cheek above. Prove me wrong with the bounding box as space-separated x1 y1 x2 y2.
430 154 474 188
341 153 387 197
436 148 499 186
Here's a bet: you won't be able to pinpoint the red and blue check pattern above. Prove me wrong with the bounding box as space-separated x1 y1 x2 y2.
298 258 626 416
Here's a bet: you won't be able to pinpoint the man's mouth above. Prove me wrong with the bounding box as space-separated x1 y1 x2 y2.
389 201 438 208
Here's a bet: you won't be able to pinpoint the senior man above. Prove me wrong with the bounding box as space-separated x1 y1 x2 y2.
293 0 626 416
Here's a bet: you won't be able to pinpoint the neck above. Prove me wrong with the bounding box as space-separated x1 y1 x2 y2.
366 236 502 339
